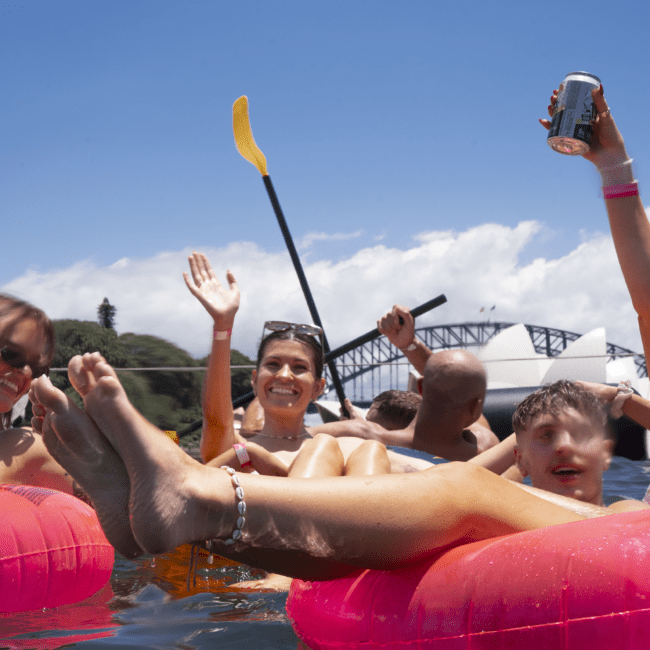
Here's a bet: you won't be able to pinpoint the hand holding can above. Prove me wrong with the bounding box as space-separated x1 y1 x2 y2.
547 71 600 155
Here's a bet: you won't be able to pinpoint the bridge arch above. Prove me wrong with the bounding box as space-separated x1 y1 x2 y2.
323 322 646 401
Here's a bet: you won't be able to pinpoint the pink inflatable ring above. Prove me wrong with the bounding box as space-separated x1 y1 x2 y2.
0 484 114 613
287 510 650 649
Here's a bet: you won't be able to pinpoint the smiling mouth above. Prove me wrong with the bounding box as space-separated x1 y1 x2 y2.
0 377 19 393
269 387 298 395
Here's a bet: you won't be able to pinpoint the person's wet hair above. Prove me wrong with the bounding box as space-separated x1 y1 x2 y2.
512 380 608 436
0 294 55 430
370 390 422 429
257 330 324 380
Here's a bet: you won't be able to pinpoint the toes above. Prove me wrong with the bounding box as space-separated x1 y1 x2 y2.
31 414 44 434
69 353 115 397
93 358 119 381
32 402 46 418
30 376 64 410
68 355 91 396
82 352 108 373
27 384 38 408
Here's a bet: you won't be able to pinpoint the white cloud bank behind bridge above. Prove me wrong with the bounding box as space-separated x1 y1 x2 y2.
3 219 645 361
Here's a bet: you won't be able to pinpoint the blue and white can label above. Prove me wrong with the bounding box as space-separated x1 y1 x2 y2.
547 72 601 155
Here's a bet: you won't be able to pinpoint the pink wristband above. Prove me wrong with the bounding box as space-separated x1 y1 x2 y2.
233 443 251 468
603 181 639 200
214 328 232 340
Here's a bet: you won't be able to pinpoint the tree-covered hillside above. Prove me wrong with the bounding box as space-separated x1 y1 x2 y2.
49 320 254 431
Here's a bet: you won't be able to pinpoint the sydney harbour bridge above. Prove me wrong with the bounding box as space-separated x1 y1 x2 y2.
321 322 647 402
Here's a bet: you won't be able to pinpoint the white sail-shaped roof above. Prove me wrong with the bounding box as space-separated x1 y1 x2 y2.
541 327 607 384
478 324 553 389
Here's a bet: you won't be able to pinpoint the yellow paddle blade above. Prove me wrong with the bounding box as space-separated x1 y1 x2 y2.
233 96 268 176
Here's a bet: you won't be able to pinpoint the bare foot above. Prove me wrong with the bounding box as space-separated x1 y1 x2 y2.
69 353 232 555
29 375 143 559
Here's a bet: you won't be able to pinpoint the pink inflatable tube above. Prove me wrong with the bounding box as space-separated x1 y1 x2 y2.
287 510 650 649
0 485 114 613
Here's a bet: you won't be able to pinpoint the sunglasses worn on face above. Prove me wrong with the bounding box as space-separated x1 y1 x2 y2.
0 346 49 378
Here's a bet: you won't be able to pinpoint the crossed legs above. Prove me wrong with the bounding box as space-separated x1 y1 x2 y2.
30 353 587 580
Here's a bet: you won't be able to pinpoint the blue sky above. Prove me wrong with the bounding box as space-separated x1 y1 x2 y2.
2 0 649 360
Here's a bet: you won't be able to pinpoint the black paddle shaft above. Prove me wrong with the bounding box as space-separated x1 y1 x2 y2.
262 174 349 416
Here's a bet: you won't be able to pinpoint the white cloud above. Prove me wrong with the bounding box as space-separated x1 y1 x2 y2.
1 222 643 362
298 230 363 251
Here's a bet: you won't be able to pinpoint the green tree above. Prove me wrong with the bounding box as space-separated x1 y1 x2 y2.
97 297 117 330
49 321 256 433
118 332 204 429
231 349 255 400
51 319 129 397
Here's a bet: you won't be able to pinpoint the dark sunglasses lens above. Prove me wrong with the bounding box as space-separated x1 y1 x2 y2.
0 347 48 376
1 347 26 369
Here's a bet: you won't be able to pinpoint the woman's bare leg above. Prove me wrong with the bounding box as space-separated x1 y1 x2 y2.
288 433 344 478
236 434 345 588
344 439 391 476
61 354 588 578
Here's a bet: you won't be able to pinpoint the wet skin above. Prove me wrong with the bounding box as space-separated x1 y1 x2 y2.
514 407 613 506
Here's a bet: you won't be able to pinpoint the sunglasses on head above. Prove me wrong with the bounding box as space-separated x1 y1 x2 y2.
0 346 49 378
263 321 323 338
262 321 325 357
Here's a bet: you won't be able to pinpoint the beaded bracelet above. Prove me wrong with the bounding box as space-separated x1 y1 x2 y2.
220 466 247 545
603 181 639 200
187 466 248 588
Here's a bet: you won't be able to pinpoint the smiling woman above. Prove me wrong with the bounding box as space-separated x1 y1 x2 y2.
183 252 406 480
0 295 54 428
0 294 74 493
252 331 325 426
184 252 330 468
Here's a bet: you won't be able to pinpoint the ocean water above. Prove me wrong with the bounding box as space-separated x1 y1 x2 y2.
1 455 649 650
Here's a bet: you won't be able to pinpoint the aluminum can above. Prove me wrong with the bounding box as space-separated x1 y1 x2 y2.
547 72 601 155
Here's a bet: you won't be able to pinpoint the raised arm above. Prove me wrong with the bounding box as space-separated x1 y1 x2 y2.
541 84 650 357
377 305 432 375
468 432 517 475
577 380 650 431
183 252 241 463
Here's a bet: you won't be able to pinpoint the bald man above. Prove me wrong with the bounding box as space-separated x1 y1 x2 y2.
378 306 499 460
411 349 498 459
